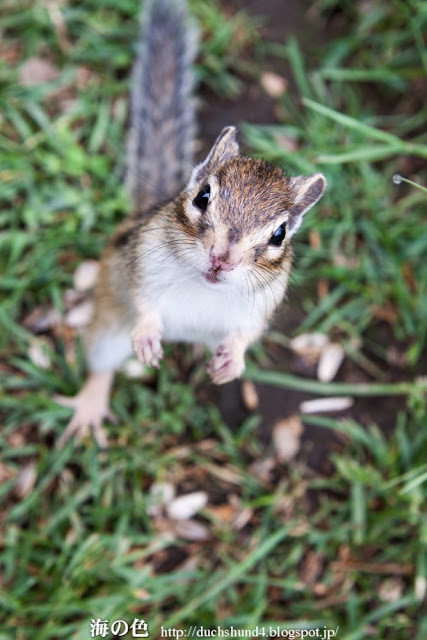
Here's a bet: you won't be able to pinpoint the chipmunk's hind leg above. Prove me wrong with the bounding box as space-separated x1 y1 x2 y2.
56 371 115 448
56 325 133 448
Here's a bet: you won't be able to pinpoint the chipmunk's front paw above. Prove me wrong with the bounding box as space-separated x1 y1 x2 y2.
131 328 163 368
207 344 245 385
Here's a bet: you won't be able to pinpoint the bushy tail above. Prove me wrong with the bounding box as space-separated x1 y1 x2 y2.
126 0 198 212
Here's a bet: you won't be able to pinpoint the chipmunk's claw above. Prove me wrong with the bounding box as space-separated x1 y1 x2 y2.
207 344 245 385
132 332 163 368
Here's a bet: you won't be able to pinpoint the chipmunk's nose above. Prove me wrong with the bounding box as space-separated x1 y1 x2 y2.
209 248 237 272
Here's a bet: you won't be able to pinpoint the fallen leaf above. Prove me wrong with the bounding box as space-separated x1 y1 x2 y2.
205 462 242 485
241 380 259 411
317 278 329 300
290 333 329 366
14 462 37 499
147 482 175 517
63 288 85 308
333 253 360 269
378 577 403 602
415 575 426 602
23 306 61 332
166 491 208 520
249 456 276 485
300 397 354 414
19 57 59 87
65 300 94 328
0 463 16 484
260 71 288 97
0 41 22 65
173 519 210 541
273 132 299 152
28 337 52 369
45 0 71 52
232 506 253 530
371 303 398 324
309 231 322 250
205 504 235 523
300 550 326 587
290 333 329 352
272 415 304 462
317 343 345 382
120 358 149 380
73 260 99 292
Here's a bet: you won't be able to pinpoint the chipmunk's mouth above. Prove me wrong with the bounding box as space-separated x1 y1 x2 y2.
204 268 224 285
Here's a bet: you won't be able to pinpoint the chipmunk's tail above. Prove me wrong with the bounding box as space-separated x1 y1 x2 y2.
126 0 198 212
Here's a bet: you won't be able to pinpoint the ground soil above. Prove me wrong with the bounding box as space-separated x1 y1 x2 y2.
200 0 316 144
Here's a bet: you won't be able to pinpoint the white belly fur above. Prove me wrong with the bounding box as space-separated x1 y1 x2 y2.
154 277 265 348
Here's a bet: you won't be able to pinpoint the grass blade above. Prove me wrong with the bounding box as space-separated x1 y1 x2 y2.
162 528 288 629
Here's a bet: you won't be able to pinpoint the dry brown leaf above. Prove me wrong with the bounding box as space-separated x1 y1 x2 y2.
274 132 299 152
317 278 329 300
7 432 26 448
300 397 353 414
0 41 22 65
205 504 235 523
415 575 426 602
73 260 99 292
14 463 37 499
290 333 329 352
371 303 399 324
333 253 360 269
19 57 59 87
45 0 71 52
65 300 94 328
241 380 259 411
28 337 52 370
0 463 16 484
378 577 404 603
133 588 151 601
317 343 345 382
272 415 304 462
309 231 322 250
249 456 276 485
120 358 150 380
147 482 175 517
205 462 243 485
300 550 325 587
173 519 210 541
166 491 208 520
23 306 61 333
289 332 329 367
63 288 85 308
232 506 253 530
260 71 288 97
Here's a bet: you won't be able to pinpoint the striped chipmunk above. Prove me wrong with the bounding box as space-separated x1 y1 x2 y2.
56 0 327 447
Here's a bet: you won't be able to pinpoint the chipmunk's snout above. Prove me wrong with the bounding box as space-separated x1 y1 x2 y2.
204 243 242 284
209 248 237 273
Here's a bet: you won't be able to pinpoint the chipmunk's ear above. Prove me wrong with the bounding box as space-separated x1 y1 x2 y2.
287 173 327 237
187 126 239 189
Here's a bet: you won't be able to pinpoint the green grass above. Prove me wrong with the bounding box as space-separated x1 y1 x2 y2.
1 0 426 639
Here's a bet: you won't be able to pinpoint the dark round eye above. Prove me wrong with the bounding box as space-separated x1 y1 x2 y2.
269 222 286 247
193 184 210 212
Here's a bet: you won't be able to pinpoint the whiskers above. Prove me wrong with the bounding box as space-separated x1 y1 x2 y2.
239 260 289 325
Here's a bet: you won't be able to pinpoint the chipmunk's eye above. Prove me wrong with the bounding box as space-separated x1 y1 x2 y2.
269 222 286 247
193 184 210 212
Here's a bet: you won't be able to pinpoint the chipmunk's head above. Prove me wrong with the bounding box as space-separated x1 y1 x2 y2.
175 126 326 292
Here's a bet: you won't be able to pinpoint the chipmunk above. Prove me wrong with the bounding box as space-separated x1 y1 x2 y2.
56 0 326 447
